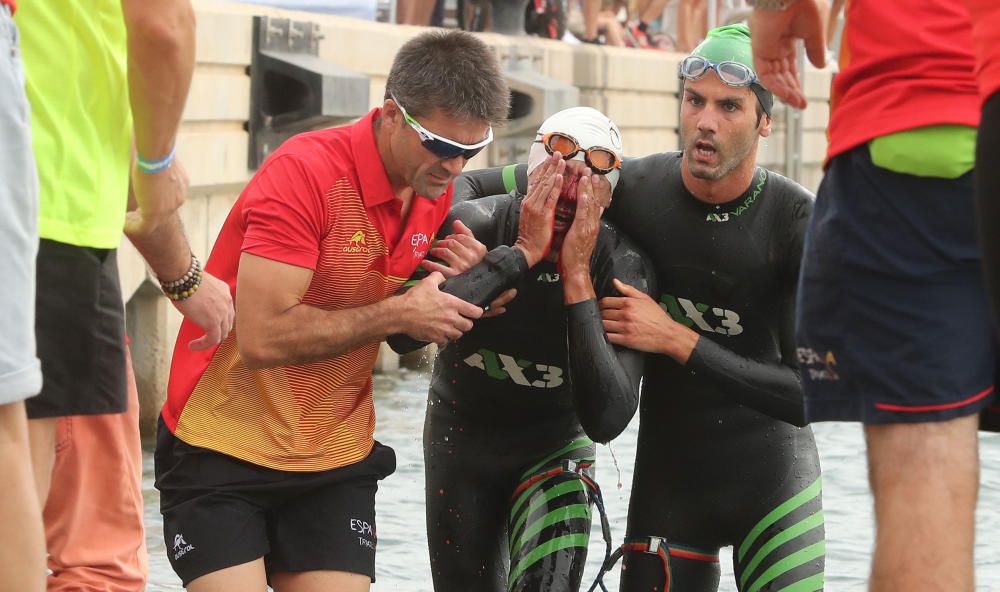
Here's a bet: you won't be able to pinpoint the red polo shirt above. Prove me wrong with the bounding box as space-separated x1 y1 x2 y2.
828 0 979 161
163 109 453 471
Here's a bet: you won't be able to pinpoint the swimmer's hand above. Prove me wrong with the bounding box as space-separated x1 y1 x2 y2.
515 161 564 267
400 272 484 346
527 151 564 194
559 173 603 305
483 288 517 318
421 220 487 277
600 279 699 364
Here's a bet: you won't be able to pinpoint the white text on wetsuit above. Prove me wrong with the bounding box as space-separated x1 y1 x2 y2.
463 348 564 388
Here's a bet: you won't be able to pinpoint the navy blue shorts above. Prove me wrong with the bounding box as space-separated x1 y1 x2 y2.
796 144 997 424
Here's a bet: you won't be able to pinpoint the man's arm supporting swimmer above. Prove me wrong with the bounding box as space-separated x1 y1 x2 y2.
602 196 811 427
386 196 532 354
452 164 527 204
685 195 811 426
236 157 483 368
387 158 566 354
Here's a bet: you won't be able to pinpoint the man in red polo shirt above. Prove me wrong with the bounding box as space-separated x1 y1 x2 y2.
750 1 996 590
154 30 510 592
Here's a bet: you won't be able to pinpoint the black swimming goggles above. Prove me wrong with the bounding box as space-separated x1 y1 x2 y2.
392 94 493 160
534 132 622 175
678 55 760 87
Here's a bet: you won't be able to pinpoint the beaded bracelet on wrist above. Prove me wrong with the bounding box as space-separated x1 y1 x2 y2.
160 254 203 301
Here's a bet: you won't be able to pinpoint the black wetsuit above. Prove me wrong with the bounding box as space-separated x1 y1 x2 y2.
459 157 825 592
388 181 656 592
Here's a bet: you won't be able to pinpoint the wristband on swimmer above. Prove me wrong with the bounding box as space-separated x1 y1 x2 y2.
159 253 203 301
136 146 177 174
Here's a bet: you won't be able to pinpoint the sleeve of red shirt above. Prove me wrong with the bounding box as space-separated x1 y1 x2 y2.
241 153 328 271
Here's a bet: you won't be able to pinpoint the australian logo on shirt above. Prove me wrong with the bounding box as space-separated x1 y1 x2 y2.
344 230 371 254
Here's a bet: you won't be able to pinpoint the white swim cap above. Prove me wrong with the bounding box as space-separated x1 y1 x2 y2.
526 106 623 191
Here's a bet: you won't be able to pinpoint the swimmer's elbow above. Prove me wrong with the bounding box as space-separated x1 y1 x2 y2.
579 412 631 444
585 424 624 445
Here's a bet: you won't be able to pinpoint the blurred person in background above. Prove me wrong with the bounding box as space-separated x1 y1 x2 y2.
17 0 234 589
0 0 46 588
750 0 997 589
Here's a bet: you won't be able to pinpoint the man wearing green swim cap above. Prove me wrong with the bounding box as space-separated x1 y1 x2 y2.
679 24 774 184
596 23 826 592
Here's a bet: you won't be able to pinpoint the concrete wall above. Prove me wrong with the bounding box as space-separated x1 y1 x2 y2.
125 0 833 435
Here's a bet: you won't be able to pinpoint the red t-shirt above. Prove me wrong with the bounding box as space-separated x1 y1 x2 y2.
828 0 980 160
163 108 453 471
965 0 1000 102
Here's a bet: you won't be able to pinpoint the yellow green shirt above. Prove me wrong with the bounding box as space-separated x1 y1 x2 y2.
19 0 132 248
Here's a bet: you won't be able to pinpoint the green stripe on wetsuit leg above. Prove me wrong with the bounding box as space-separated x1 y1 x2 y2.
502 164 519 194
510 479 587 543
737 477 822 561
739 512 824 589
746 541 825 592
520 436 593 480
508 533 590 590
509 504 591 562
736 476 824 591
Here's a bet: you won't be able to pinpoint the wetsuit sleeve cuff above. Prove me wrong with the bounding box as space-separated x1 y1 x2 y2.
566 297 600 324
484 244 529 281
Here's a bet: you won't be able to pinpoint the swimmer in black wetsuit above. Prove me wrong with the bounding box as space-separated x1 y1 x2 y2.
388 107 656 592
456 26 825 592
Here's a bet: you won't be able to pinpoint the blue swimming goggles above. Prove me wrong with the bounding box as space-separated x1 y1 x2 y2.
392 94 493 160
678 55 760 87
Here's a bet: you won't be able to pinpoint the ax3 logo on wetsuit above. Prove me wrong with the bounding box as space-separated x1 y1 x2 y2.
659 294 743 336
463 348 564 388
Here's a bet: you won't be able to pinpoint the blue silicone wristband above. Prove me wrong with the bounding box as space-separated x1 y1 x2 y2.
136 146 176 174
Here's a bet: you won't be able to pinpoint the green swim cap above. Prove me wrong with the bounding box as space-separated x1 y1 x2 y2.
687 24 773 117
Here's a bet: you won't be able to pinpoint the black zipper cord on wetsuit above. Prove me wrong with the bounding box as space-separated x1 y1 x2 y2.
580 473 614 592
587 536 672 592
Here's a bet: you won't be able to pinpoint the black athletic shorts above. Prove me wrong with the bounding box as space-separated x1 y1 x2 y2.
154 417 397 586
796 144 997 424
27 239 127 419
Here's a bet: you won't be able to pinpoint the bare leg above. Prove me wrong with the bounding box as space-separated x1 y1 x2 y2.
396 0 437 25
187 559 268 592
638 0 668 26
582 0 601 40
865 414 979 592
600 12 627 46
0 401 46 592
271 571 370 592
28 416 57 506
45 347 147 592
